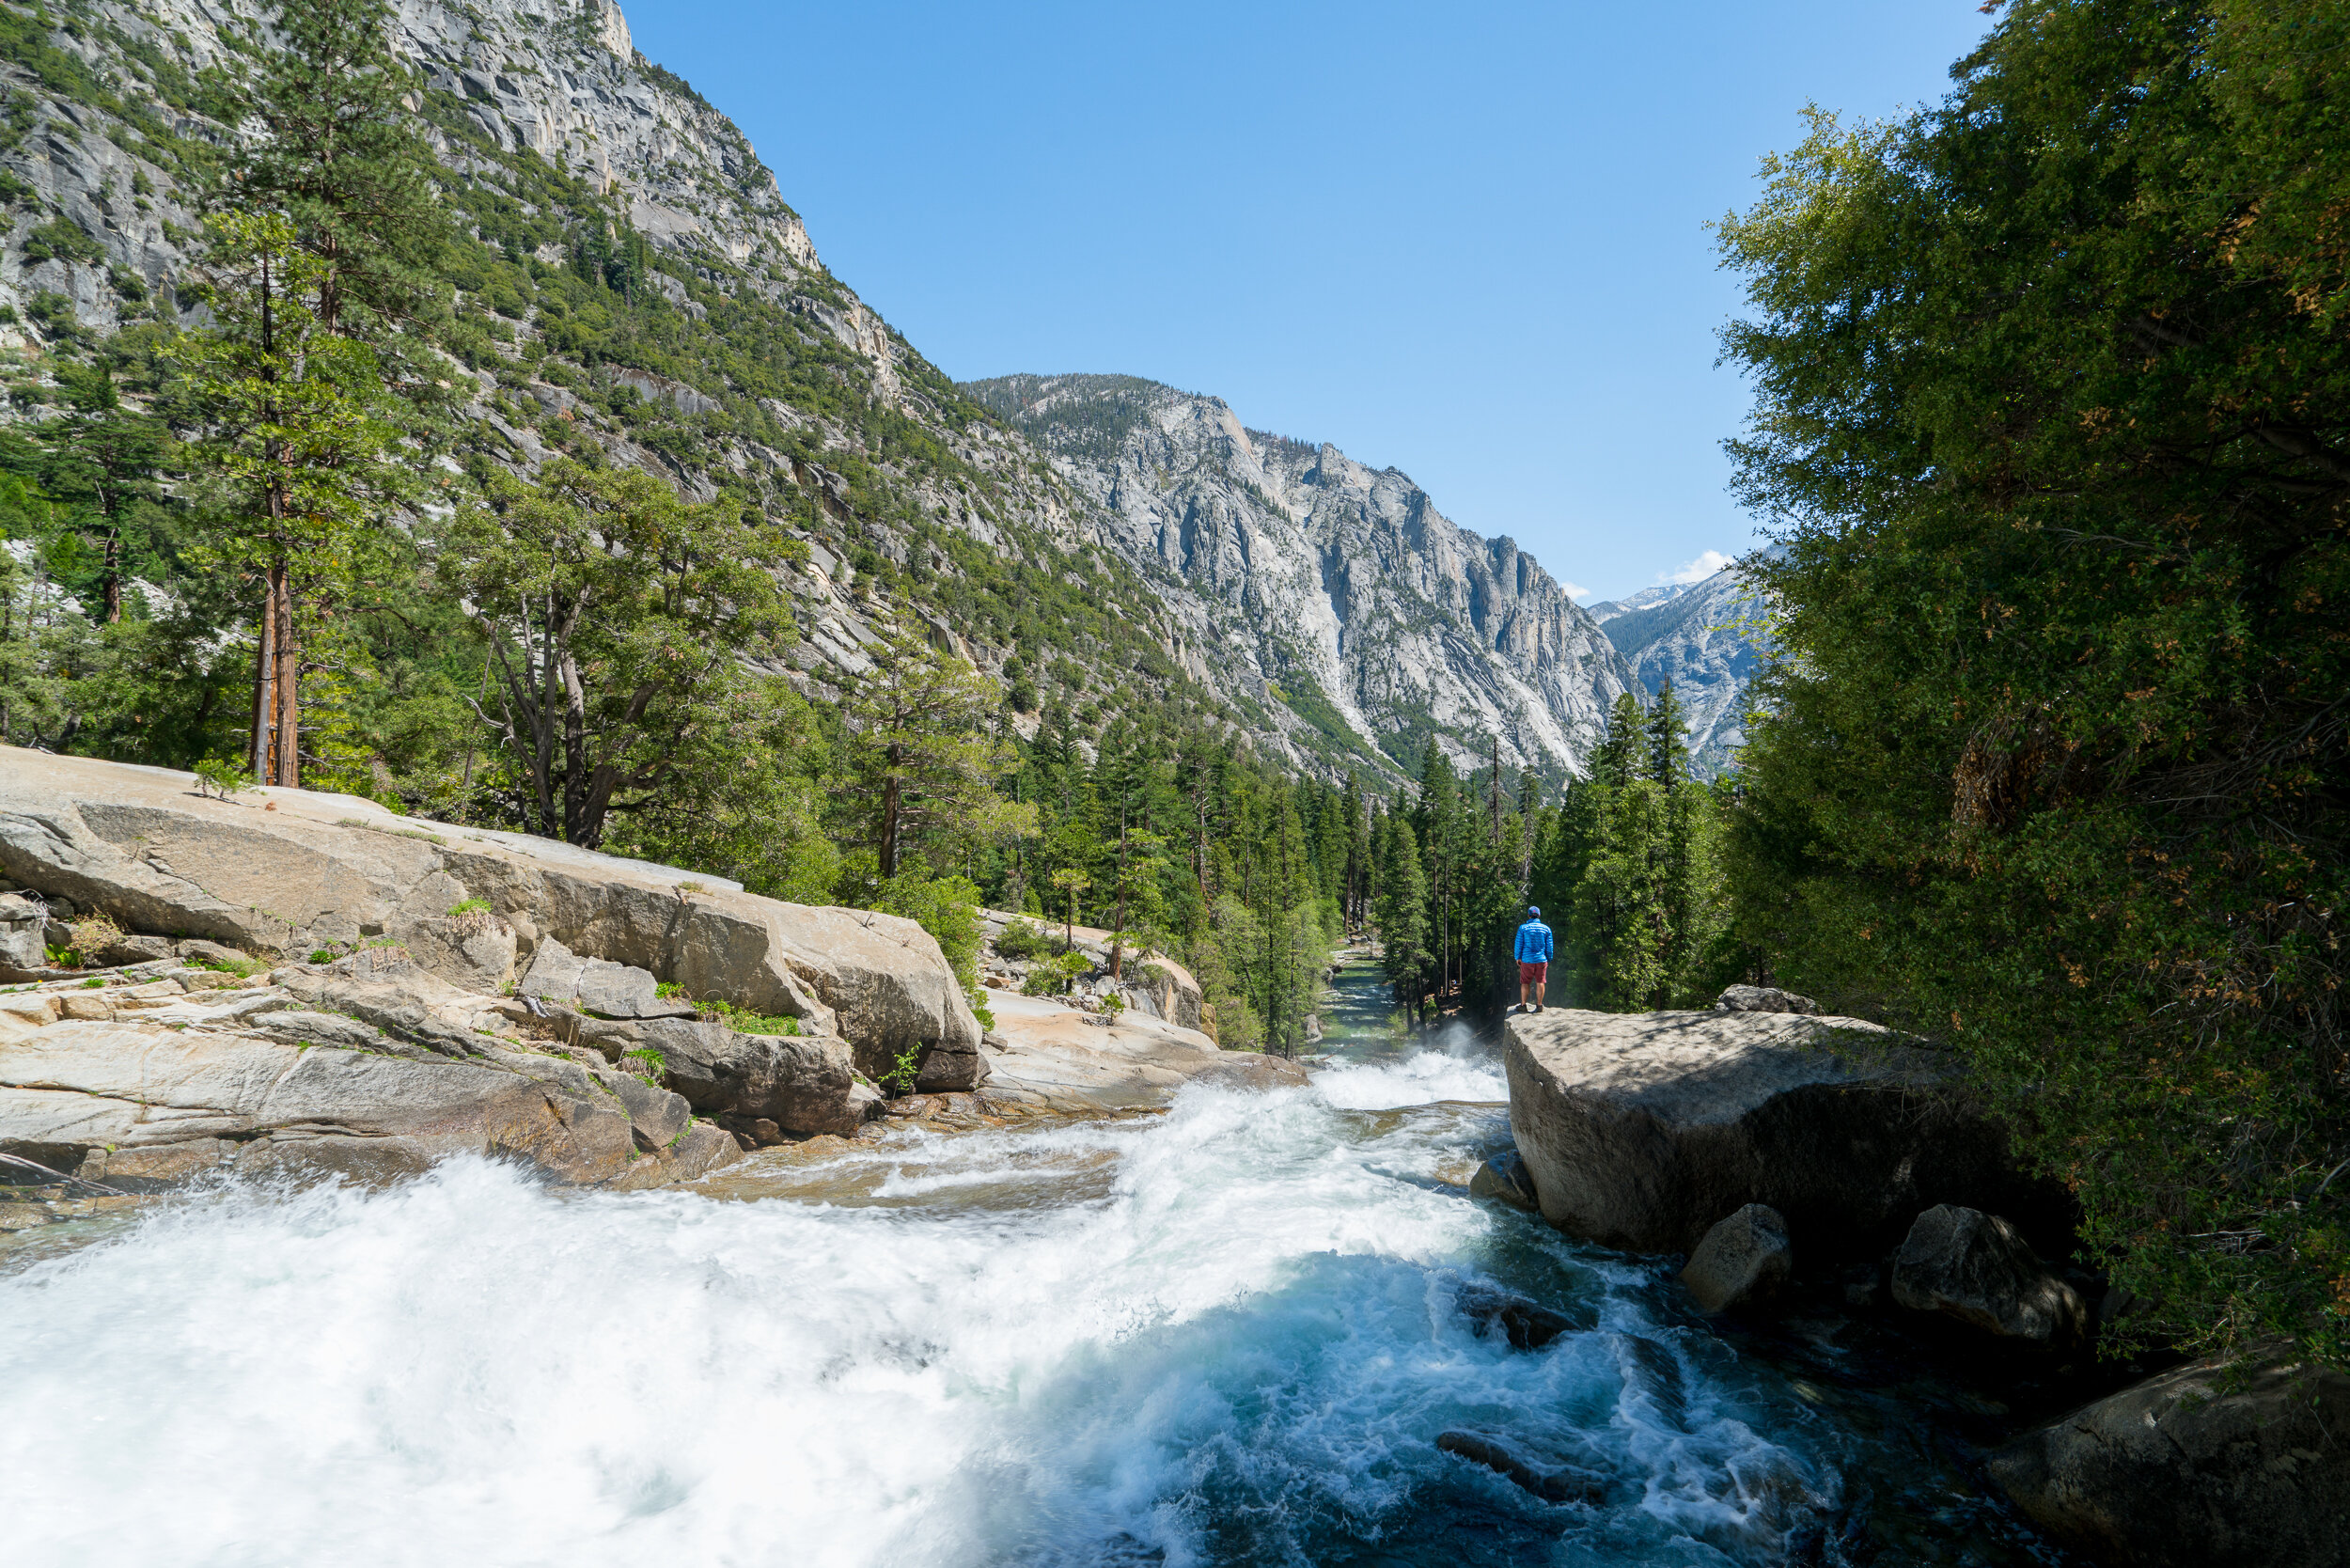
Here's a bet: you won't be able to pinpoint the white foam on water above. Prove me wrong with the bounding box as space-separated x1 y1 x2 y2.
0 1062 1833 1568
1311 1029 1509 1109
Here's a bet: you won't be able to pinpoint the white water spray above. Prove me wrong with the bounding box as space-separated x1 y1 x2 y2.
1 1062 1837 1568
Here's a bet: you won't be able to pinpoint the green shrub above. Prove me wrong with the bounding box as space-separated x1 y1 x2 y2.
995 917 1047 960
191 757 255 799
1020 949 1091 997
697 996 800 1036
22 218 105 266
445 898 492 917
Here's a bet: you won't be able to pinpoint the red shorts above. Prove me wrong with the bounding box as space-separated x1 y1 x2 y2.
1518 961 1547 988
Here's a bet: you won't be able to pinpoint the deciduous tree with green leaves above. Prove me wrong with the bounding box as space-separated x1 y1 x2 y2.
439 460 799 850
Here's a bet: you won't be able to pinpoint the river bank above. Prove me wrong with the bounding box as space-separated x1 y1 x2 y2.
2 958 2111 1567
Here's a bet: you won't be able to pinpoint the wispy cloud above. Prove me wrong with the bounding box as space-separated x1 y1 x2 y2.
1560 580 1594 603
1660 549 1733 586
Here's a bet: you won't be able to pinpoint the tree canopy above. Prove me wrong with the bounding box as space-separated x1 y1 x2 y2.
1716 0 2349 1365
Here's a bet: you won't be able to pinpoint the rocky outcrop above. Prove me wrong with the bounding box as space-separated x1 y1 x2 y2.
1502 1007 2044 1256
966 375 1637 778
1987 1353 2350 1568
0 955 738 1191
1680 1203 1793 1313
978 987 1307 1113
1891 1204 2086 1345
0 752 982 1090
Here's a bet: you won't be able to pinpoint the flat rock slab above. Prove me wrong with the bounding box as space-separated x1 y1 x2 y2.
0 975 737 1191
979 989 1306 1113
1504 1007 2035 1256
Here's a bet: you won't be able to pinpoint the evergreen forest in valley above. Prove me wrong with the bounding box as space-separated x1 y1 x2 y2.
0 0 2341 1381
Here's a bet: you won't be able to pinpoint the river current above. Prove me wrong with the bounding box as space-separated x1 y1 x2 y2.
0 964 2063 1567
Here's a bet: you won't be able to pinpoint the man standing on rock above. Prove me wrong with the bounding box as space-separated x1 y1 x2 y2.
1512 905 1552 1013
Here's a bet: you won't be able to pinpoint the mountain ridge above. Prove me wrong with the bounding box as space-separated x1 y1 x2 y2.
967 371 1640 780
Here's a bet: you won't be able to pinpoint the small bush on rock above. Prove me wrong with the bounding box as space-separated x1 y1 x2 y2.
995 917 1047 961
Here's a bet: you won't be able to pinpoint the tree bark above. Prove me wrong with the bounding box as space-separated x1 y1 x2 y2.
101 526 120 625
250 570 276 780
270 558 298 787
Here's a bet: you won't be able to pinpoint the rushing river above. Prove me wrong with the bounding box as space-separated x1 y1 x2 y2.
0 963 2065 1567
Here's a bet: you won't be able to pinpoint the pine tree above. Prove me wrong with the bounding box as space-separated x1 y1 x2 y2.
1590 690 1646 788
173 212 402 787
220 0 450 342
1646 678 1690 787
1374 812 1432 1024
838 628 1032 878
39 367 169 626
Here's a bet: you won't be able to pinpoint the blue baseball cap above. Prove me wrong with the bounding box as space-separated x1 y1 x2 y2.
1528 905 1541 917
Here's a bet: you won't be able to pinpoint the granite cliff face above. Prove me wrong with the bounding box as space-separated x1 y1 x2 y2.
968 374 1637 778
1594 561 1770 776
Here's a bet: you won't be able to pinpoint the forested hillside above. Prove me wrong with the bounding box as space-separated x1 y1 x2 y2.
0 0 1446 1048
1715 0 2347 1369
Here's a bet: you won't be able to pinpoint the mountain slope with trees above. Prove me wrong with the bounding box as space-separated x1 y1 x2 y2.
0 0 1450 1052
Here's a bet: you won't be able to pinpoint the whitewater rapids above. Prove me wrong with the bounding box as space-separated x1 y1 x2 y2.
1 1038 1863 1567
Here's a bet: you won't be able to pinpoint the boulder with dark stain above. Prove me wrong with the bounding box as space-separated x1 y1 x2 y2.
1891 1204 2086 1345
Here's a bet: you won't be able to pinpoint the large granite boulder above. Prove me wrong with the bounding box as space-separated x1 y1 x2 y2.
1891 1204 2086 1345
1503 1008 2046 1257
624 1015 876 1136
1988 1353 2350 1567
0 751 983 1090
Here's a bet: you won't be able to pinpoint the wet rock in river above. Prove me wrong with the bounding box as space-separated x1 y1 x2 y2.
1891 1204 2086 1345
1680 1202 1792 1313
1436 1431 1606 1504
1468 1148 1540 1212
1457 1282 1574 1350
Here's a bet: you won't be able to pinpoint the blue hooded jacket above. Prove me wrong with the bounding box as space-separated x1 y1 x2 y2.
1513 915 1554 964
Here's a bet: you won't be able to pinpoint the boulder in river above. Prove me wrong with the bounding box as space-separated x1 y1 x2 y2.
1456 1281 1574 1350
1469 1149 1541 1213
1891 1204 2086 1345
978 987 1303 1112
1987 1352 2350 1568
1680 1203 1792 1313
1503 1007 2048 1256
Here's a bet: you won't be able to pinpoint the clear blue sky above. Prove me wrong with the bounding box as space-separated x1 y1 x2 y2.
624 1 1992 604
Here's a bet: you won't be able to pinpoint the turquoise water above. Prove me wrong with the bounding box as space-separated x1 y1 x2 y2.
0 962 2067 1566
